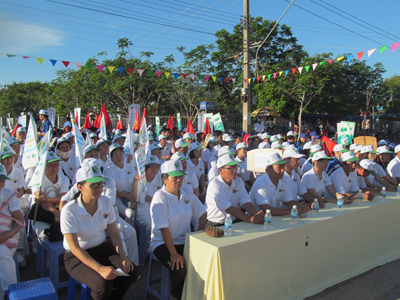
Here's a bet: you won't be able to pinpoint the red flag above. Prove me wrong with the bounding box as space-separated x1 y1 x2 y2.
186 117 195 135
321 135 337 157
140 107 149 127
133 109 140 131
74 111 79 126
94 115 99 128
116 116 124 130
202 117 211 138
11 124 20 137
167 115 174 136
100 104 112 129
82 112 92 130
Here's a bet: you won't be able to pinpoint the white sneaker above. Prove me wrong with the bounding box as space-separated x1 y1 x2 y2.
17 252 26 268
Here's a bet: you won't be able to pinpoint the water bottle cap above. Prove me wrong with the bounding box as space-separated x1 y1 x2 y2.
293 205 297 209
359 190 362 192
266 209 271 213
226 213 231 217
314 199 318 202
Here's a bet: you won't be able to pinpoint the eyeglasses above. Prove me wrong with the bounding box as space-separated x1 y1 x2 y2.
222 165 238 171
88 182 105 189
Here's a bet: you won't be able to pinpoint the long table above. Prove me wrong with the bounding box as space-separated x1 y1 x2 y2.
182 192 400 300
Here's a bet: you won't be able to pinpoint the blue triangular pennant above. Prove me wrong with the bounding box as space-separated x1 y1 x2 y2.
252 77 256 82
218 77 223 83
347 55 353 63
285 70 289 76
118 67 124 74
50 59 57 66
173 73 179 79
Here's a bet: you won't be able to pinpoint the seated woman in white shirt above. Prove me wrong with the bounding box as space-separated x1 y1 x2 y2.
201 136 217 174
61 164 139 300
104 144 136 226
366 146 397 188
301 151 347 205
0 164 25 299
187 142 207 202
96 138 113 170
150 160 206 300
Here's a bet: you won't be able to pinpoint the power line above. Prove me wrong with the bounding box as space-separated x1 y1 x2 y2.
45 0 216 35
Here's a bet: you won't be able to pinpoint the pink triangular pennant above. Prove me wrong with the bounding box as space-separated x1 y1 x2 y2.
156 71 162 77
328 59 333 65
190 74 196 80
367 49 376 57
22 56 30 59
312 63 318 70
97 65 105 72
62 61 70 68
205 75 210 82
298 67 303 74
138 69 144 76
74 62 83 70
357 52 364 60
392 42 400 52
273 73 277 79
244 79 247 83
232 78 236 83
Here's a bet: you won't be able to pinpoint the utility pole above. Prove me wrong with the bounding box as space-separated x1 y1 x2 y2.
242 0 251 133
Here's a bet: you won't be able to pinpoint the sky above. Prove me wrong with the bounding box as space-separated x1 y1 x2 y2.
0 0 399 86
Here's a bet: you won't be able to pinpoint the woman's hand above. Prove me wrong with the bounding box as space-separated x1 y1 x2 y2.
168 253 185 271
127 154 133 164
144 195 152 203
34 194 46 203
0 231 11 245
343 196 353 204
98 266 118 280
120 257 134 274
318 198 326 208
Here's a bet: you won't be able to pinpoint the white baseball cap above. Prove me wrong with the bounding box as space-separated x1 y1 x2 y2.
261 132 271 140
217 153 240 168
16 127 26 133
175 138 190 149
145 155 160 166
277 134 284 140
46 151 62 163
64 132 74 139
341 151 359 163
95 138 111 148
208 137 218 143
395 145 400 153
360 145 377 154
287 131 295 137
0 163 10 180
354 145 363 153
38 109 48 115
283 147 305 159
84 145 100 156
312 151 334 161
333 144 349 153
56 137 71 148
76 164 108 183
171 152 187 161
158 134 167 140
161 160 187 177
189 141 203 153
258 142 270 149
218 146 234 157
89 133 97 138
109 143 124 156
0 145 16 160
340 137 351 146
223 135 234 142
150 143 163 152
310 144 323 155
265 153 288 167
349 143 358 151
183 132 194 140
7 136 19 146
112 133 126 143
270 135 279 143
376 146 392 155
271 141 284 149
236 142 248 150
359 159 376 175
303 141 313 150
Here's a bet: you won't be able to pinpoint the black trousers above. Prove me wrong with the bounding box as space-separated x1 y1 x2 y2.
64 242 140 300
153 244 186 299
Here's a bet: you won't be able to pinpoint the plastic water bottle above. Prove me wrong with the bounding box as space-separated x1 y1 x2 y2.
397 184 400 197
337 196 344 212
381 187 386 201
264 209 272 230
357 189 363 203
312 199 319 216
224 214 232 236
290 205 298 225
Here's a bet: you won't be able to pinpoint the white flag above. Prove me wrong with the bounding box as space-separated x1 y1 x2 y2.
99 113 107 140
72 120 85 170
28 128 52 187
22 113 39 169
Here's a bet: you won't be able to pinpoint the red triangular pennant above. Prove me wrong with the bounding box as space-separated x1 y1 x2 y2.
182 74 188 79
291 68 296 75
127 68 134 75
357 52 364 60
62 61 70 68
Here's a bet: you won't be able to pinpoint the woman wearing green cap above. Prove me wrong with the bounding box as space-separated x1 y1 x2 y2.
150 160 206 300
0 163 25 299
61 164 139 300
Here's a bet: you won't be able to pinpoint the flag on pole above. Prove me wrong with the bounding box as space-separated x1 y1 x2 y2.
116 116 124 130
186 118 195 134
140 107 149 127
167 115 174 136
82 112 92 130
100 104 112 129
22 113 39 169
99 113 107 139
72 120 85 170
202 117 211 138
133 109 140 131
94 115 99 128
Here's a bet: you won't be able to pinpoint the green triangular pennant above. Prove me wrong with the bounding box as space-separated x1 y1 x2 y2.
147 70 153 76
238 78 242 83
305 66 310 72
197 75 203 80
379 45 387 54
86 64 93 70
6 54 16 57
268 74 272 80
319 61 325 65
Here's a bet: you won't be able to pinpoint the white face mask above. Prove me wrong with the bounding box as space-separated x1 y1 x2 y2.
56 149 72 160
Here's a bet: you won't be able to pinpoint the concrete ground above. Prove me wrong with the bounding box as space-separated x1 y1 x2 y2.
17 243 400 300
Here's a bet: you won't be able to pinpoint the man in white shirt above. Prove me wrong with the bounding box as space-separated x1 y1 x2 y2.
250 153 309 216
387 145 400 183
254 119 265 133
158 134 173 161
330 152 374 201
235 142 254 191
205 154 264 226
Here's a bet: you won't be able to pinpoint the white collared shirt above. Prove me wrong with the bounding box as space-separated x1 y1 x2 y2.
254 123 265 133
283 169 307 200
183 170 198 191
387 156 400 178
301 157 313 174
236 156 250 181
302 167 332 197
330 167 359 194
5 167 24 194
206 175 250 224
99 156 114 171
150 187 206 251
201 148 213 165
187 159 205 181
161 143 173 158
250 173 292 211
104 162 137 193
61 195 116 250
31 172 70 197
138 174 163 210
59 155 76 185
208 165 219 182
357 175 367 189
367 163 387 187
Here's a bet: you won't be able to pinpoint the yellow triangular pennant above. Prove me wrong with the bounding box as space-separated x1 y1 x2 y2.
279 71 284 76
212 76 217 82
165 72 170 78
108 66 115 73
36 58 45 65
337 57 344 62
